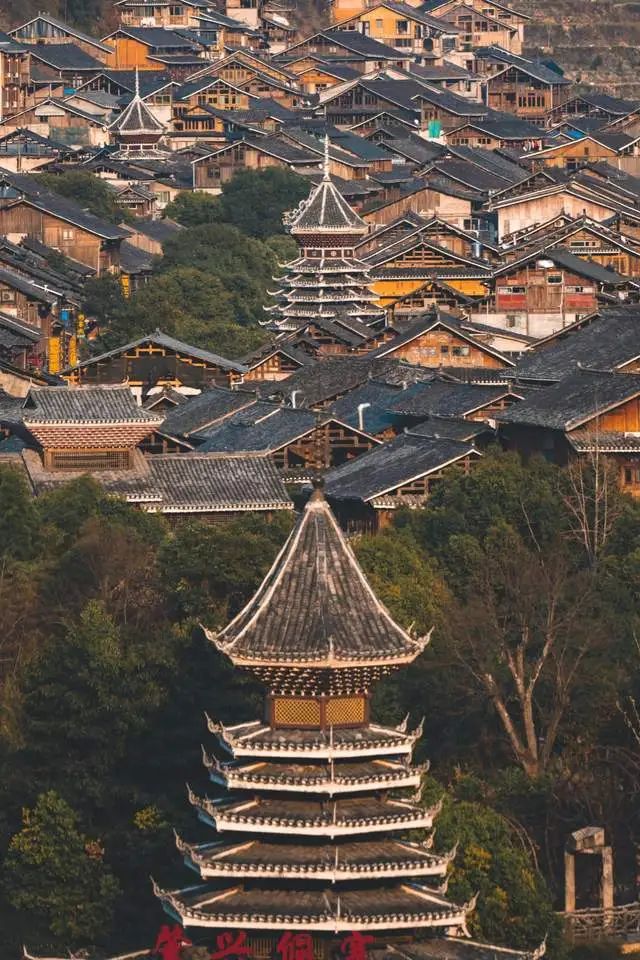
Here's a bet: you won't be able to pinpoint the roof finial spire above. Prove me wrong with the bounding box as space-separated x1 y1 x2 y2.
135 65 140 99
323 133 330 181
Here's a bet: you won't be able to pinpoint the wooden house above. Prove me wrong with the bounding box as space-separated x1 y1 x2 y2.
503 217 640 279
102 27 204 72
491 247 628 338
546 90 639 128
512 304 640 384
424 0 529 55
0 32 31 120
445 115 543 150
526 132 640 174
0 99 109 147
9 14 113 62
194 401 380 479
325 430 481 531
114 0 215 29
487 182 637 242
498 368 640 498
174 76 258 115
362 180 474 230
191 136 321 189
370 309 512 368
475 50 571 125
278 29 408 75
27 43 106 90
333 1 459 64
318 76 421 128
0 191 128 273
364 228 492 304
62 330 247 398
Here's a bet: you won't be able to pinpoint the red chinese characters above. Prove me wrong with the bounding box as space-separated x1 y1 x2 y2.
210 930 253 960
153 924 193 960
340 931 375 960
276 932 314 960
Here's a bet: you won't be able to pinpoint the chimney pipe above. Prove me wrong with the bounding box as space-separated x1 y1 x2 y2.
291 390 300 409
357 402 371 432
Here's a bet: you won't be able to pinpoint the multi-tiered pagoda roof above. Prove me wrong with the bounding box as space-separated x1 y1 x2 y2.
154 483 477 941
265 139 384 332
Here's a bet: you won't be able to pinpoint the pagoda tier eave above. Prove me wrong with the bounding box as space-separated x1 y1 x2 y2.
155 880 473 933
204 758 427 795
175 836 455 882
206 718 424 761
187 788 439 838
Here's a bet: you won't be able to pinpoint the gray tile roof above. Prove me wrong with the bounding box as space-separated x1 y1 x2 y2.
196 403 319 453
325 431 478 501
23 385 160 424
64 331 247 374
262 356 438 407
390 381 521 418
498 368 640 431
161 386 257 437
289 170 367 232
144 453 292 512
27 42 104 70
514 307 640 382
213 484 424 663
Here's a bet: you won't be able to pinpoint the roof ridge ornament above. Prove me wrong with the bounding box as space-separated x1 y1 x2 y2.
323 132 331 182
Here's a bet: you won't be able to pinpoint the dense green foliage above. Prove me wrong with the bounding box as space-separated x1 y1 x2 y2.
82 170 305 358
165 168 309 238
0 451 639 957
34 171 129 225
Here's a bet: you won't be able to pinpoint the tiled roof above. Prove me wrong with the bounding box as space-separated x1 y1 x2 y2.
196 403 319 453
261 356 438 407
27 42 104 70
22 385 159 424
144 453 292 512
210 484 427 664
288 168 367 233
109 88 165 135
63 331 247 374
325 431 478 501
390 381 521 418
161 386 257 437
498 368 640 431
514 306 640 382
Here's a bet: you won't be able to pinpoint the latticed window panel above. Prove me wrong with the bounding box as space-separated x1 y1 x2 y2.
273 697 322 727
325 696 366 726
49 449 133 471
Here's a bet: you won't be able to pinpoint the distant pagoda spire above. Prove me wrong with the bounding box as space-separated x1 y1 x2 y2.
154 485 477 942
108 67 166 159
264 138 384 332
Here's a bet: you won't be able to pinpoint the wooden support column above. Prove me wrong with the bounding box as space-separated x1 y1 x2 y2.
601 846 614 911
564 850 576 914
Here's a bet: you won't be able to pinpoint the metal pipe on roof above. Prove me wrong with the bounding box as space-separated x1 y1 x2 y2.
357 401 371 432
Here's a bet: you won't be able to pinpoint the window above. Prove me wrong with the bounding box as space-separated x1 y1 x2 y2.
452 345 470 357
547 274 562 284
506 314 517 328
375 18 383 28
397 19 408 32
624 467 640 486
440 345 449 355
62 228 74 240
0 289 15 302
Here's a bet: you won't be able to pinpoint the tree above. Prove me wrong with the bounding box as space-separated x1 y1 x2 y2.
426 779 557 949
215 167 310 239
34 171 128 224
445 522 606 778
165 190 222 226
0 464 40 561
2 790 120 953
161 222 282 324
94 267 267 357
